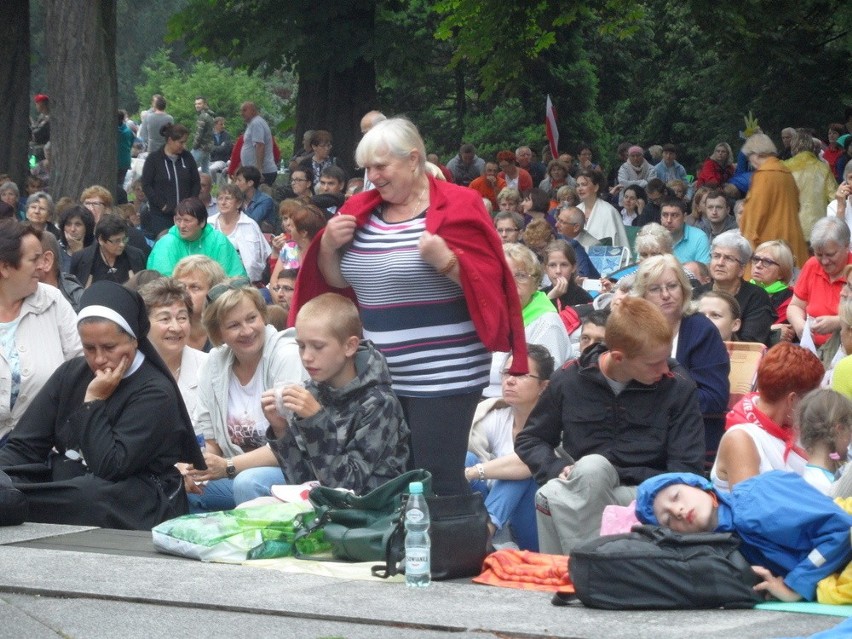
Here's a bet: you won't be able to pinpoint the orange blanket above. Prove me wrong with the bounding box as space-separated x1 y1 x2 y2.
473 549 574 593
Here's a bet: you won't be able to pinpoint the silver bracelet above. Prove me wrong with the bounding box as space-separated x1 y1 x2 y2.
476 463 486 482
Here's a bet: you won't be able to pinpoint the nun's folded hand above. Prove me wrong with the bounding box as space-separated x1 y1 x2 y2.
84 356 130 403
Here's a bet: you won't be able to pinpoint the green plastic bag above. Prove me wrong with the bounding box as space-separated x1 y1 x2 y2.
152 502 330 562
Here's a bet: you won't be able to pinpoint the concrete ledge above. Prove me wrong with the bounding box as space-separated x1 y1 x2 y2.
0 523 844 638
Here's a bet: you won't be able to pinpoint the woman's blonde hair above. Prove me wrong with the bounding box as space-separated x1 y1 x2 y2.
632 254 694 317
173 254 226 290
202 283 268 347
503 243 543 286
753 240 794 284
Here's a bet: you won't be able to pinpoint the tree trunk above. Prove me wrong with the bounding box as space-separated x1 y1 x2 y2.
291 0 378 181
294 63 378 180
0 0 31 190
45 0 117 202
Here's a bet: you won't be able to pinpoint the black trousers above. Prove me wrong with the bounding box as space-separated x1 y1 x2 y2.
398 391 481 496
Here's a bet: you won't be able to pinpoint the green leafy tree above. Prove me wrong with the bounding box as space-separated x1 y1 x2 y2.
433 0 643 98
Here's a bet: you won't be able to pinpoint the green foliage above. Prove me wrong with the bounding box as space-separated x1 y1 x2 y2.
169 0 377 77
133 49 296 143
433 0 643 98
161 0 851 179
458 99 544 161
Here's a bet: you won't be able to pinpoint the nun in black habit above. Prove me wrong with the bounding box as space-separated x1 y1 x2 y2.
0 281 205 529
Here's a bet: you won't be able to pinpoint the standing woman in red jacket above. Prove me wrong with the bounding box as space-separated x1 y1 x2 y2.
292 118 527 495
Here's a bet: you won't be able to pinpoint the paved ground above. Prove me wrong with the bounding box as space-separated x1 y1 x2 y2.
0 523 846 639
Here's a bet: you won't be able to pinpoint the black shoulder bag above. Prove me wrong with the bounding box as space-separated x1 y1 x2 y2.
564 525 761 609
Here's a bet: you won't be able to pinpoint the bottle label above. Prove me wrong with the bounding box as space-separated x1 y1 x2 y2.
406 508 425 524
406 547 429 575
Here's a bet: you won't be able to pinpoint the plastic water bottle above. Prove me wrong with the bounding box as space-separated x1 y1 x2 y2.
404 481 431 588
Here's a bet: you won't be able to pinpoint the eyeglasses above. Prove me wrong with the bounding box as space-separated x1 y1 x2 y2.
497 227 519 234
750 256 779 268
646 282 681 296
710 252 743 266
270 284 295 293
290 178 310 183
500 369 541 382
500 370 542 381
84 200 105 208
206 277 252 303
512 272 533 283
104 236 129 246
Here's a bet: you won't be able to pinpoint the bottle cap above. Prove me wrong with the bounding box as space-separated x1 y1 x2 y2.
408 481 423 494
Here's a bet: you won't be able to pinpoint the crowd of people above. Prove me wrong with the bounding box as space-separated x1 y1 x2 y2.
3 96 852 605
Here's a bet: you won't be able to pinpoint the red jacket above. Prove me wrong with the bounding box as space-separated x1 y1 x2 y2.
289 174 528 374
695 158 734 189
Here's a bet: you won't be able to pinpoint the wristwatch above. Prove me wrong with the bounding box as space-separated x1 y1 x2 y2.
225 458 237 479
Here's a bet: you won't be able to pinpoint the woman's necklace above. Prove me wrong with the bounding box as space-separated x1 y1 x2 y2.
386 184 426 222
99 247 117 272
409 185 426 218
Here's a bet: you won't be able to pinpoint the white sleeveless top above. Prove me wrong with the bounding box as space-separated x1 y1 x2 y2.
710 422 807 493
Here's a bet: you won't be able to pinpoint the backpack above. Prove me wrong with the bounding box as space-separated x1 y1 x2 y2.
565 525 761 609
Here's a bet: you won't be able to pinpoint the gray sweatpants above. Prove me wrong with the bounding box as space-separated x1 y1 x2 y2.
535 454 636 555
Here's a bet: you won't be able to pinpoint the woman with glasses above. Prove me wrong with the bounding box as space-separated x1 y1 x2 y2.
24 191 60 240
465 344 554 551
183 280 304 511
634 254 729 462
484 243 571 397
786 217 852 363
146 198 246 278
71 215 147 287
693 230 775 345
288 167 314 202
298 130 335 189
207 184 271 284
749 240 795 342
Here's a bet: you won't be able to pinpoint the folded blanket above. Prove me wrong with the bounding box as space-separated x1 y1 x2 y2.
473 549 574 593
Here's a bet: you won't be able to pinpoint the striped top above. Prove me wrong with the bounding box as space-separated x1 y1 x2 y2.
340 210 490 397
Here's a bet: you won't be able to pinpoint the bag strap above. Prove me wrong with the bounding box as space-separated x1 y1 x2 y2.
551 592 579 606
633 525 740 547
371 495 408 579
291 508 332 560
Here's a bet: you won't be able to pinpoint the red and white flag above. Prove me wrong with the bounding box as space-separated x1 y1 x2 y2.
545 95 559 159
